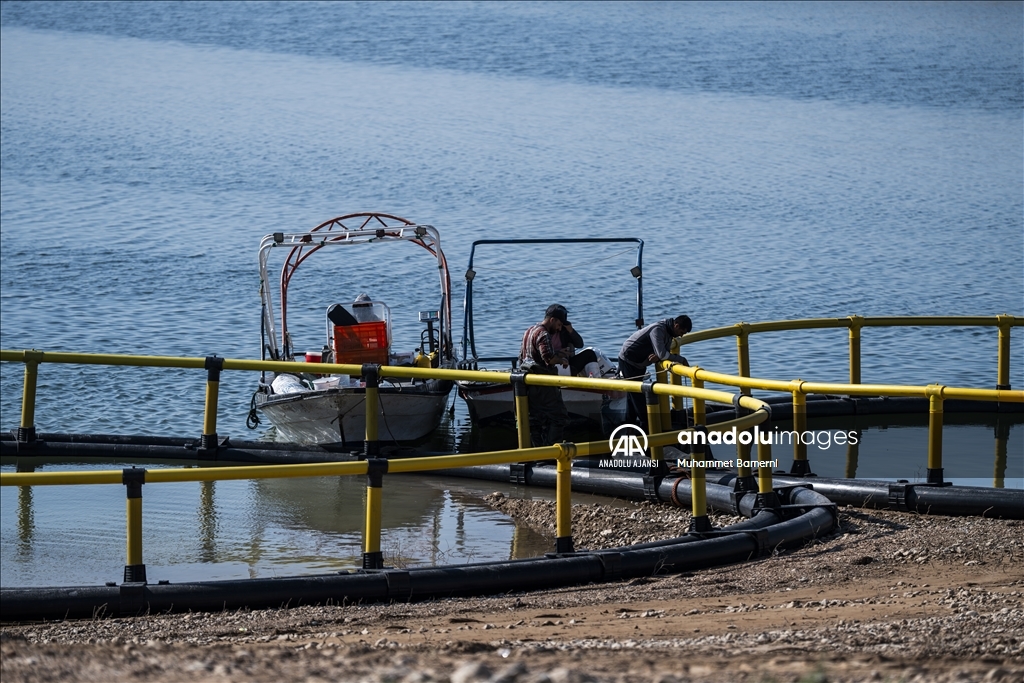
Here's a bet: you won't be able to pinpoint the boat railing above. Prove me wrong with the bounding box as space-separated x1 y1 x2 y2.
1 314 1022 581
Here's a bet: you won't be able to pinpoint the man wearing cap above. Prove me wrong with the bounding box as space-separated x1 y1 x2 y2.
518 304 572 446
546 304 601 378
617 315 692 428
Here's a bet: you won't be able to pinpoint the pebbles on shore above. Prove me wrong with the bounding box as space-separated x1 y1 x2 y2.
2 497 1021 682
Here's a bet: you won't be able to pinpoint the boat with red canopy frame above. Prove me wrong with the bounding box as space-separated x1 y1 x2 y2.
251 212 455 446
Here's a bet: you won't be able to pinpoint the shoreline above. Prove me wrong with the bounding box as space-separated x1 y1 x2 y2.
2 499 1022 682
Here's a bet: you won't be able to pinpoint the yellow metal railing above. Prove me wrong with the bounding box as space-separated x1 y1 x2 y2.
0 348 768 576
678 314 1020 389
668 314 1022 481
1 314 1021 579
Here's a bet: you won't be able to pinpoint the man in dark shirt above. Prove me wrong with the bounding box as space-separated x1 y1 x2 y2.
519 304 572 446
617 315 692 427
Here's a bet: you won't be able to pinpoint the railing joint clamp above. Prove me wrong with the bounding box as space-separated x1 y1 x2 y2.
122 467 146 498
642 379 658 405
510 462 530 485
204 355 224 382
366 458 388 488
119 581 148 614
642 474 662 502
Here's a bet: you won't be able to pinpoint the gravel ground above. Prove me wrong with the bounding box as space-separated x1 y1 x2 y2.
2 494 1022 683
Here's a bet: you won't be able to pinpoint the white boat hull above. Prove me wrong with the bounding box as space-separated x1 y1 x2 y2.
457 381 626 425
257 384 451 445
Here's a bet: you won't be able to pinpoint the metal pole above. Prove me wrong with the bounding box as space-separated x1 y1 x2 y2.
735 325 751 398
689 373 711 531
996 315 1012 390
791 384 812 475
757 438 773 495
927 386 944 484
200 356 223 451
994 415 1009 489
555 443 575 553
656 365 672 428
848 316 863 385
511 372 531 449
362 459 387 569
643 380 663 465
363 364 380 457
668 365 683 412
18 351 42 444
844 430 861 479
123 467 147 583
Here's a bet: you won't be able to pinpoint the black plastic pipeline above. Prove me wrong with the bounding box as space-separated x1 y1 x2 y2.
0 431 347 451
0 483 838 622
0 437 362 464
760 473 1024 519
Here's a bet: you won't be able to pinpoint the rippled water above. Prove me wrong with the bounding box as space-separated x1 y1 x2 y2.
1 2 1021 586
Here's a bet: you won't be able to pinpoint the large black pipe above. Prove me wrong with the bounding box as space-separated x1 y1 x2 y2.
1 437 363 464
761 473 1024 519
0 483 839 622
433 460 1021 519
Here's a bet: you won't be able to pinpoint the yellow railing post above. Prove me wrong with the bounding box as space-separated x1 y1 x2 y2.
692 372 706 432
996 314 1012 390
200 356 223 453
753 435 781 514
926 385 945 484
844 429 861 479
362 459 387 569
18 350 43 443
734 325 755 481
791 382 812 475
757 437 773 495
123 467 147 583
735 323 751 391
848 315 863 385
555 442 575 553
994 415 1009 489
667 360 684 412
511 372 531 449
363 364 380 457
657 364 672 429
689 372 712 531
643 380 664 468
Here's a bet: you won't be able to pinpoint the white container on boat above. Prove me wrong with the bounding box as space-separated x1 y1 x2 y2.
312 376 341 391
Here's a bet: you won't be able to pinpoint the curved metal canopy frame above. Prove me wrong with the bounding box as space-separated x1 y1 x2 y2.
258 212 453 362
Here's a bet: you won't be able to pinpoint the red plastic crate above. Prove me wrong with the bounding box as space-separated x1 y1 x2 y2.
333 321 389 365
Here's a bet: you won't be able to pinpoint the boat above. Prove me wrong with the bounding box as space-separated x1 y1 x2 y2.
455 237 645 429
251 213 455 446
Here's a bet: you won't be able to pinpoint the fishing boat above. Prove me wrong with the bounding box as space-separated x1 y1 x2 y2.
251 213 455 446
455 238 645 428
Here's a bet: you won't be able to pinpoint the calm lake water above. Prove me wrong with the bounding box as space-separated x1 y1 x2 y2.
1 1 1021 587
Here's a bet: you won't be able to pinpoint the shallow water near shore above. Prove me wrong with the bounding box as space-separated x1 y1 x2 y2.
1 2 1021 587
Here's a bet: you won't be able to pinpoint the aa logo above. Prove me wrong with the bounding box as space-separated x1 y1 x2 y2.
608 424 649 458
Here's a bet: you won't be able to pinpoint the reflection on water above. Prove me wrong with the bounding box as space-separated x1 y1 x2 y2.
0 458 582 587
1 2 1021 587
697 412 1023 488
2 414 1019 587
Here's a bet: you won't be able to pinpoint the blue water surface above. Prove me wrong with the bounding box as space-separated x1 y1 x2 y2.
1 1 1021 586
